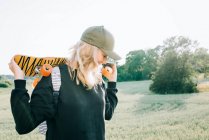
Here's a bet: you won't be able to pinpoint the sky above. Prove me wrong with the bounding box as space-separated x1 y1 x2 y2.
1 0 209 75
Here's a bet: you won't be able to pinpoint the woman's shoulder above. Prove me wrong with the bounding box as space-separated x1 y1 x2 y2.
58 63 68 70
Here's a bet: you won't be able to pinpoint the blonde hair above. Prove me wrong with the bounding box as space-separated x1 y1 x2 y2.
66 41 103 89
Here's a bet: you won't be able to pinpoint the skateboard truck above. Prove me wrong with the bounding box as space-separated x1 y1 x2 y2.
32 64 53 88
35 66 41 74
102 63 113 78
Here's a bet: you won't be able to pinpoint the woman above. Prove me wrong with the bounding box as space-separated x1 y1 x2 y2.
9 26 121 140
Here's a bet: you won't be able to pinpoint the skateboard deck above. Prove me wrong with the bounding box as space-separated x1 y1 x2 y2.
14 55 67 76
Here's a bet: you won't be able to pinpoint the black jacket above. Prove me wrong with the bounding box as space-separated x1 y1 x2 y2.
10 64 118 140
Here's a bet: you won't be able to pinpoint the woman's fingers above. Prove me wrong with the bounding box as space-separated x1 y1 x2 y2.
8 56 25 79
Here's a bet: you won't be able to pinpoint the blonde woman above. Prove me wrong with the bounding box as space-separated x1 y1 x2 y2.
9 26 121 140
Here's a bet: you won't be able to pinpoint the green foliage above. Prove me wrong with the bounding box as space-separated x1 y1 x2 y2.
118 49 159 81
150 36 198 94
117 65 128 81
126 50 146 80
0 82 9 88
191 47 209 74
0 76 12 88
142 49 159 79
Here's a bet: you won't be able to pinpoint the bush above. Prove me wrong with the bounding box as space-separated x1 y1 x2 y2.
183 80 198 93
0 82 9 88
0 80 13 88
150 51 197 94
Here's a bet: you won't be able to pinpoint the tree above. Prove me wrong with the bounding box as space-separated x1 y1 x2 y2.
117 48 159 81
117 65 128 81
150 36 197 94
125 50 146 80
143 49 159 79
191 48 209 75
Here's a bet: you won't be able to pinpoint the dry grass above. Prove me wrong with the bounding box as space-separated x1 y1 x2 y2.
197 82 209 92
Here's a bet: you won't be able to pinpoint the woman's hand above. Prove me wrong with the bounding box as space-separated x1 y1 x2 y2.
103 64 117 82
8 57 25 80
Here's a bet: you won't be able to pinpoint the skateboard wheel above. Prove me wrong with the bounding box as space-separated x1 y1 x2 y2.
102 66 112 78
40 64 53 77
32 78 40 88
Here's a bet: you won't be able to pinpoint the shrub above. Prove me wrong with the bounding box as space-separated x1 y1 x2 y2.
0 82 9 88
150 51 197 94
0 80 13 88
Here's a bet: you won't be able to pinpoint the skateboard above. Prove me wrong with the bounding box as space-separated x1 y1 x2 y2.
14 55 67 88
13 55 112 88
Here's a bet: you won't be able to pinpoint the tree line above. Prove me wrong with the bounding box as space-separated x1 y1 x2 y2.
117 36 209 94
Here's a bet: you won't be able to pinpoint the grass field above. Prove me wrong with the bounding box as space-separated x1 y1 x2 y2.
1 80 209 140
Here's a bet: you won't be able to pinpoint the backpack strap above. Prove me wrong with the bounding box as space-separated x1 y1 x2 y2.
38 121 47 135
51 67 61 106
38 66 61 135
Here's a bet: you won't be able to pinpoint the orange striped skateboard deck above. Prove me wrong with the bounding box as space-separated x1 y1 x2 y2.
14 55 67 77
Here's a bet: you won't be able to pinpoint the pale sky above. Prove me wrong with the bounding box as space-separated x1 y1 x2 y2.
1 0 209 75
